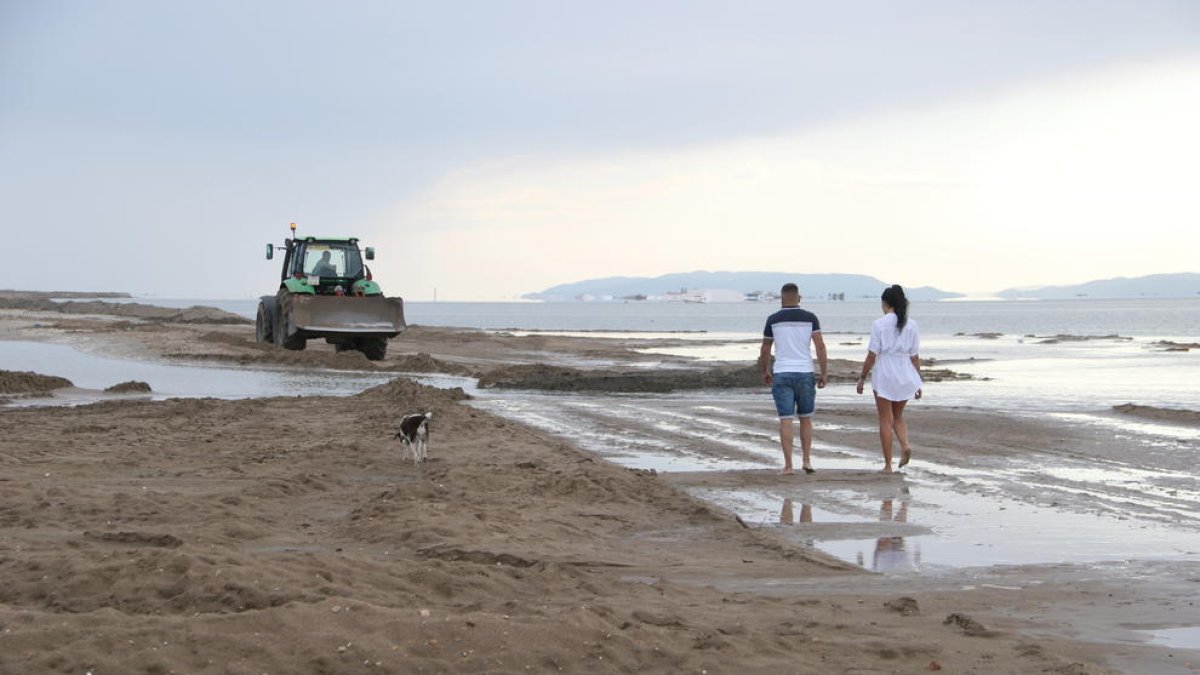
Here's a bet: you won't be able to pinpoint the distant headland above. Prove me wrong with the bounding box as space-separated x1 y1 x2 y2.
523 272 1200 302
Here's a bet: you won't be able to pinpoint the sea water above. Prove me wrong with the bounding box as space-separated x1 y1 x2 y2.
403 298 1200 413
20 295 1200 422
63 296 1200 336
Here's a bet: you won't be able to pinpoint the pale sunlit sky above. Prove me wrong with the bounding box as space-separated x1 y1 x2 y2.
2 1 1197 300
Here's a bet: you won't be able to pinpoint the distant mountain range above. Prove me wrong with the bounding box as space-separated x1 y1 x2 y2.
524 271 1200 302
996 273 1200 299
524 272 961 302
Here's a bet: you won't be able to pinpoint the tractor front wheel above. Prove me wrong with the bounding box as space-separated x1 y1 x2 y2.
281 331 306 351
359 337 388 361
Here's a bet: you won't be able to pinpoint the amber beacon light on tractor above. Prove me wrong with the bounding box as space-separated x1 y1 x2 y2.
256 223 406 360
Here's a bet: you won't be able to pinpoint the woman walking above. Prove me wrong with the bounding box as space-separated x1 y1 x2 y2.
856 285 923 473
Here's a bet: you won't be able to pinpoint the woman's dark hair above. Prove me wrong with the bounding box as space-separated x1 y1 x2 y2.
881 285 909 331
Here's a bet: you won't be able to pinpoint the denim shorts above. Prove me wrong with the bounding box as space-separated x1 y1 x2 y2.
771 371 816 418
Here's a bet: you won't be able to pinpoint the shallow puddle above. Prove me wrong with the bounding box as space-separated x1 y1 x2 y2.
1140 626 1200 650
470 387 1200 575
1 340 393 404
693 481 1200 574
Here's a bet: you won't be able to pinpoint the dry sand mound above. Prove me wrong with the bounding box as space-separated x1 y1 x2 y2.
356 375 471 407
178 333 477 375
0 369 73 394
478 361 876 393
0 297 249 324
1152 340 1200 352
479 363 765 393
391 351 474 375
0 290 131 299
1036 333 1132 344
104 380 152 393
1113 403 1200 425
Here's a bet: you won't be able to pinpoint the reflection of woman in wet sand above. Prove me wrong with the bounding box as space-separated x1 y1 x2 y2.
873 499 919 573
781 497 917 571
857 285 923 473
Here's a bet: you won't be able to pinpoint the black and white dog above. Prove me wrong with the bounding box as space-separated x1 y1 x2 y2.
394 412 432 463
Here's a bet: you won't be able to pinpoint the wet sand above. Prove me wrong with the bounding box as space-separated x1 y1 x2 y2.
1 303 1196 673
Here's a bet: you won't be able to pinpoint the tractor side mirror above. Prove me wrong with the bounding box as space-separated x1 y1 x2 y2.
365 247 375 260
265 244 274 260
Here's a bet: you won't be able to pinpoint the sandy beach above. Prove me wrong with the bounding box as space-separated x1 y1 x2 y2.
1 300 1197 674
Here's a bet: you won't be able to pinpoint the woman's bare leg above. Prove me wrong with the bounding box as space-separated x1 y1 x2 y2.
891 400 911 467
874 394 895 472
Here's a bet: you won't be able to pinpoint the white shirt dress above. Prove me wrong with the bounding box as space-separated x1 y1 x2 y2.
869 313 923 402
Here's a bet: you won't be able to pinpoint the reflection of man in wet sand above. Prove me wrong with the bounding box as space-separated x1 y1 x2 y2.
778 497 812 525
873 499 919 573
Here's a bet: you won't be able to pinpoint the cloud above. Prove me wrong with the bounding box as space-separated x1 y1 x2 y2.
375 55 1200 300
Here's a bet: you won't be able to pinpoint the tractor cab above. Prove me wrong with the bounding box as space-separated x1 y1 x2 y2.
271 237 376 295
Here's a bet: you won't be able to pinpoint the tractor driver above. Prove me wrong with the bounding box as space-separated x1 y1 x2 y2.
311 250 338 277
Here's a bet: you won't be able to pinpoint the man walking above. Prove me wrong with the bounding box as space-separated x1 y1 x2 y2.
759 283 828 474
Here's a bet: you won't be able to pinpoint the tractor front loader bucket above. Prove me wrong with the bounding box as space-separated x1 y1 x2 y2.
288 295 406 338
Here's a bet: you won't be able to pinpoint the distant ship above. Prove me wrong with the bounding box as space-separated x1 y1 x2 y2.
663 289 708 303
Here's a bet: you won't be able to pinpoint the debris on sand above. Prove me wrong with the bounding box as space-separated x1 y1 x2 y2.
943 612 992 636
884 596 920 616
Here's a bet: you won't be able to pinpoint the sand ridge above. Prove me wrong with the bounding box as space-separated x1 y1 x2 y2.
0 375 1124 674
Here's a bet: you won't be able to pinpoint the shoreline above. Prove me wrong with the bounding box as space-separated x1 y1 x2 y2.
1 303 1196 672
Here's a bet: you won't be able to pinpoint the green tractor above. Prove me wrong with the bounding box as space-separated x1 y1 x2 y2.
256 223 406 361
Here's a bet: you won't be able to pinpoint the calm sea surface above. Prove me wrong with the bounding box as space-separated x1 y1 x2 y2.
28 296 1200 412
93 296 1200 338
406 298 1200 338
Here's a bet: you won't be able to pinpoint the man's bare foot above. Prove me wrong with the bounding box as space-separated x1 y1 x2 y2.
898 446 912 468
880 466 894 474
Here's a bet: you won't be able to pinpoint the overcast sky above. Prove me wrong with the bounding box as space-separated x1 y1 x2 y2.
2 1 1197 300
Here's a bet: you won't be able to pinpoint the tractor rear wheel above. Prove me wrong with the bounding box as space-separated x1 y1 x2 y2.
255 302 273 343
359 337 388 361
